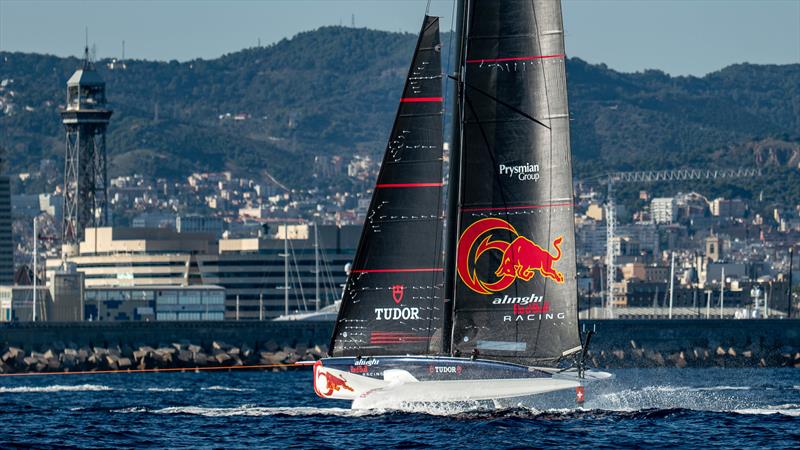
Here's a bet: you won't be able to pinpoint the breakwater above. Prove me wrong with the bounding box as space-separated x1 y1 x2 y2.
584 319 800 369
0 319 798 373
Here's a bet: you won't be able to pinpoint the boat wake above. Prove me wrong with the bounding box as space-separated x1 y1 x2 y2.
201 386 256 392
650 385 752 392
588 384 791 413
111 401 800 419
114 405 381 417
334 381 800 417
730 404 800 417
0 384 113 393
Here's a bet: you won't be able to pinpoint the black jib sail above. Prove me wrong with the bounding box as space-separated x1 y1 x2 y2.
330 16 445 357
449 0 581 366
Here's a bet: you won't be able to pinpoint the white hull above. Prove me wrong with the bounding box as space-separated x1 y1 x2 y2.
351 376 581 409
313 360 610 409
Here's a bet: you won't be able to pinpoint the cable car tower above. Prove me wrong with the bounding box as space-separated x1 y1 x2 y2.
60 45 113 256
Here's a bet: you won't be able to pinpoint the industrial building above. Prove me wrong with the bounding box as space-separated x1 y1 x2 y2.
46 224 357 320
85 285 225 321
0 286 51 321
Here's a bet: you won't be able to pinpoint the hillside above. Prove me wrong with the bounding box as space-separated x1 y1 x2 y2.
1 26 798 201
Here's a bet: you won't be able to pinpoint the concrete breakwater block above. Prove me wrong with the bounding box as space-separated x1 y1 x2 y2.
586 342 800 369
0 339 330 374
0 334 796 374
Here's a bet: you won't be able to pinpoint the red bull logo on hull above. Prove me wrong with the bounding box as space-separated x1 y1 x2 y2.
313 361 355 398
457 217 565 295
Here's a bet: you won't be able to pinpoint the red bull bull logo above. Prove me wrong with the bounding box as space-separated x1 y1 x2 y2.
457 217 565 295
317 371 354 396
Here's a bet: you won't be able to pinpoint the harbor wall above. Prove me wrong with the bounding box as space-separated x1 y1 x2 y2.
0 320 334 351
1 319 798 373
582 319 800 368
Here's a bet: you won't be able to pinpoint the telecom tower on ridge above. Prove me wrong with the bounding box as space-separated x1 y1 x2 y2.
60 46 113 256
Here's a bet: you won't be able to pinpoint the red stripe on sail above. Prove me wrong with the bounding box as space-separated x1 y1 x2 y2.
461 203 575 213
466 53 565 64
370 336 431 343
376 183 443 188
370 339 431 341
370 333 429 336
399 97 443 103
350 268 443 274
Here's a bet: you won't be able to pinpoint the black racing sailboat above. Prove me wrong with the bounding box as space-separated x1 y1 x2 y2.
313 1 610 408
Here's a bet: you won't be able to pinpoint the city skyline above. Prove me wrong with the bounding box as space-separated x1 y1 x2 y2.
0 0 798 76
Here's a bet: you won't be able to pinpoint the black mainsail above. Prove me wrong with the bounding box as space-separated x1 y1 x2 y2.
330 16 445 357
448 0 581 366
314 1 606 406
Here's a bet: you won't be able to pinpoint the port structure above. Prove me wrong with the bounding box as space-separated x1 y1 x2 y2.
603 167 760 318
60 46 113 254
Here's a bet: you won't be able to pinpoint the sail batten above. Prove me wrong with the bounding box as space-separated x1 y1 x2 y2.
330 16 445 357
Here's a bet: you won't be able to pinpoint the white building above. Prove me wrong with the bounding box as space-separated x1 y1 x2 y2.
651 197 676 224
47 225 358 320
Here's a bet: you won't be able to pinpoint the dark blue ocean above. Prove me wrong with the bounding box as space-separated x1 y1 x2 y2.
0 368 797 448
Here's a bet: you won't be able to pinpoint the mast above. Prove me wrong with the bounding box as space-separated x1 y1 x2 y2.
32 216 38 322
668 252 675 319
789 246 794 318
315 222 320 311
720 267 725 318
284 223 289 317
443 0 469 356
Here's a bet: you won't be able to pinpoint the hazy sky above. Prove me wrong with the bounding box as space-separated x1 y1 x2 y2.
1 0 798 76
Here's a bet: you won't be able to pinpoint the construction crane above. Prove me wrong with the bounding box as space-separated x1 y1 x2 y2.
603 167 760 318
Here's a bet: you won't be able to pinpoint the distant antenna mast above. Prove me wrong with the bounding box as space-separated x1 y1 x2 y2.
351 14 355 27
122 40 125 61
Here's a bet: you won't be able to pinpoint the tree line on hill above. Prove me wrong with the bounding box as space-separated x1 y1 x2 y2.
1 25 797 207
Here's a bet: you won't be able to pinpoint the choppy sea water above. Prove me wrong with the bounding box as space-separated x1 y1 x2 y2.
0 368 797 448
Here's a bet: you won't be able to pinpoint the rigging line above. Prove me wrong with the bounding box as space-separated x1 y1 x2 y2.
443 0 457 113
314 229 330 305
0 362 311 378
317 241 331 304
447 75 550 130
321 246 336 303
288 238 308 312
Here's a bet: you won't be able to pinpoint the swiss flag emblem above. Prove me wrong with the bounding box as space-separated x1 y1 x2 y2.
391 285 404 304
576 386 585 404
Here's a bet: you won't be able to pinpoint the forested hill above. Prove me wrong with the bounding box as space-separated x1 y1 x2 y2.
1 25 798 200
